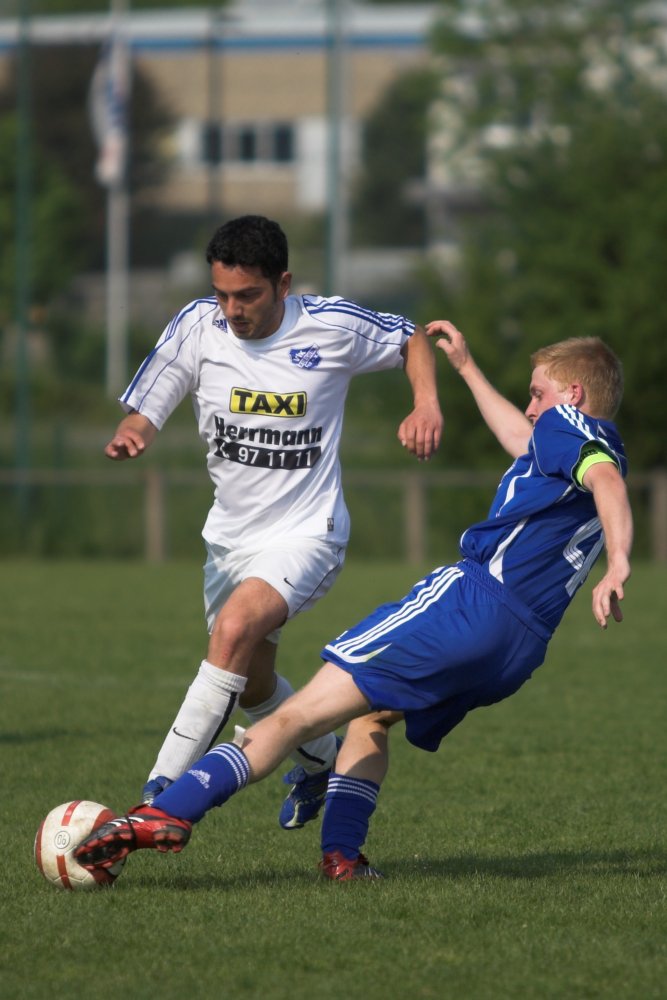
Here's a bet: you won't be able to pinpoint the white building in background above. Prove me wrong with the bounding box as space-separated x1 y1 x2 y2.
0 1 438 217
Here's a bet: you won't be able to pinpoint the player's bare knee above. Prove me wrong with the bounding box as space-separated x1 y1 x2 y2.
210 609 256 654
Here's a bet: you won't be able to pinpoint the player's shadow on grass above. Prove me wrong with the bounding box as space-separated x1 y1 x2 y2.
120 847 667 891
127 867 319 892
0 726 171 745
0 728 75 744
399 848 667 879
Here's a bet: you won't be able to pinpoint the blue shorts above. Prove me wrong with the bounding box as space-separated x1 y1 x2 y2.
322 560 552 752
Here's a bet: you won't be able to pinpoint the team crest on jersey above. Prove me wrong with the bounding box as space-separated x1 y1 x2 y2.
213 318 226 330
230 387 307 417
289 345 321 369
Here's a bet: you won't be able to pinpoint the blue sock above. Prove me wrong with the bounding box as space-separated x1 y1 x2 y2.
152 743 250 824
320 773 380 860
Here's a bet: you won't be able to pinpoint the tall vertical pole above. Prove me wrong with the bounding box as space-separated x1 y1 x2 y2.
106 174 130 396
105 0 130 397
15 0 32 515
207 6 223 221
325 0 347 296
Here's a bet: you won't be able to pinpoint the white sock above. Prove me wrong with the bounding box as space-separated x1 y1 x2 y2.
149 660 247 781
242 673 339 774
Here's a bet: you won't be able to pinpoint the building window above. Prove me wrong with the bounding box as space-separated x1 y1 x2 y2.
273 124 293 162
237 126 255 162
195 121 295 166
202 122 223 164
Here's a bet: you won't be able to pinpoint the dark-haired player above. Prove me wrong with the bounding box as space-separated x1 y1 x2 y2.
102 214 443 832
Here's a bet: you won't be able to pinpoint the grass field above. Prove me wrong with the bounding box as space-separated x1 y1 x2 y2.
1 560 666 999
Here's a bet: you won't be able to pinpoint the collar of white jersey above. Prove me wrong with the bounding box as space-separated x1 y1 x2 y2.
226 295 300 352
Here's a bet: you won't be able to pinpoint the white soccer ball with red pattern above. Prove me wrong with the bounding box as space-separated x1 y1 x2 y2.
34 800 126 891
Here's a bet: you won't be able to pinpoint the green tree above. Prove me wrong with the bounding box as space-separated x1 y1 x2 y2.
0 43 173 271
0 40 174 395
0 115 83 319
350 67 439 247
423 0 667 469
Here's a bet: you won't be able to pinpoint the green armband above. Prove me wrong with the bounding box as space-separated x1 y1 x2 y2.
574 446 615 487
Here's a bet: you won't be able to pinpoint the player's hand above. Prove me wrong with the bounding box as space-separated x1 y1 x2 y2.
398 401 443 461
425 320 471 373
104 428 147 461
591 556 630 628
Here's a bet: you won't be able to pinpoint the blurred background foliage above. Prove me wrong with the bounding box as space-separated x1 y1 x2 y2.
422 0 667 470
1 0 666 558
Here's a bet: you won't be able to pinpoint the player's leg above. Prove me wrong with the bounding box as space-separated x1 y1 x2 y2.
175 661 370 808
75 663 370 870
334 711 398 783
143 534 344 805
143 576 287 800
319 711 402 881
239 638 340 805
236 539 346 828
240 662 369 776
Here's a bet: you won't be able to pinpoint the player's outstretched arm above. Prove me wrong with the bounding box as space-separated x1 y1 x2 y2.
104 412 158 461
398 325 444 461
426 319 532 459
584 461 633 628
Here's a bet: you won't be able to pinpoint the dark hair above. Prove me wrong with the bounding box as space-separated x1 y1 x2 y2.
205 215 288 283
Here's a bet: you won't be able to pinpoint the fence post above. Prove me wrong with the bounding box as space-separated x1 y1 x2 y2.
144 468 166 563
404 472 426 565
649 469 667 564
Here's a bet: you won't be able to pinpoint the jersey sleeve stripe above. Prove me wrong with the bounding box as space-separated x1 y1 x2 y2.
304 296 415 336
121 298 217 405
554 404 596 440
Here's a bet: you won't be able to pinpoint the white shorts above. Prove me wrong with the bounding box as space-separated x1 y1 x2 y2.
203 537 346 643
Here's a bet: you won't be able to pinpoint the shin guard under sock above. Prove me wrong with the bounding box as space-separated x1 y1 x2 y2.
153 743 250 824
320 773 380 860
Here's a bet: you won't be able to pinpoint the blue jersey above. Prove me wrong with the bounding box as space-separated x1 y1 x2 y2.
460 405 627 630
323 403 628 752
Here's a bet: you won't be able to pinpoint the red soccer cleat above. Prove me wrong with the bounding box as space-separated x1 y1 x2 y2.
318 850 384 882
73 804 192 870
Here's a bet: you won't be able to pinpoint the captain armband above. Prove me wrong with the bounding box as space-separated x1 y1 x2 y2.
574 444 616 488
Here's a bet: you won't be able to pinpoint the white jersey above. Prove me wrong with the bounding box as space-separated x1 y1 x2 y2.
120 293 414 548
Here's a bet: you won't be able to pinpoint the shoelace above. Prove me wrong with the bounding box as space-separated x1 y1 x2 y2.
282 766 329 789
282 764 308 784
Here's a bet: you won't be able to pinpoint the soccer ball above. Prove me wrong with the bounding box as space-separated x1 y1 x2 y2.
34 800 126 891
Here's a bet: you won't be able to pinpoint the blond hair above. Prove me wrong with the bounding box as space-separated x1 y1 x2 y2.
530 337 623 419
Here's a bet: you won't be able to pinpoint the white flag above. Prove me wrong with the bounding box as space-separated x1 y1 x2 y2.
89 30 129 188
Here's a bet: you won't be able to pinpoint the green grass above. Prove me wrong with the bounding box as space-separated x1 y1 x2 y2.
1 560 666 999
